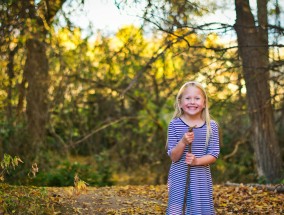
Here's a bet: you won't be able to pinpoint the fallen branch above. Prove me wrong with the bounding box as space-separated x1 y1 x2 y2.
225 181 284 193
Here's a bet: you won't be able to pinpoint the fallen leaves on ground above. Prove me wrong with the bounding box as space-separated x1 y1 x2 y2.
214 184 284 214
49 185 167 215
1 183 283 214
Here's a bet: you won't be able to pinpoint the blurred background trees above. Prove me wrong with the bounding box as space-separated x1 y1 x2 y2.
0 0 283 186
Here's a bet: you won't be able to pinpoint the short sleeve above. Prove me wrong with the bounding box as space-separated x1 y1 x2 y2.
167 121 179 157
206 121 220 158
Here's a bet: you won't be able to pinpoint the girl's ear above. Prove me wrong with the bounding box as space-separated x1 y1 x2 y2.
177 100 183 112
178 98 181 107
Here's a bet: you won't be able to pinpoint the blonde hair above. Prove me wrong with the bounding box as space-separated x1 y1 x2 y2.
173 81 212 146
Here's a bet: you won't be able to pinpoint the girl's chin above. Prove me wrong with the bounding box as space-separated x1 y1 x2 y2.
185 111 201 116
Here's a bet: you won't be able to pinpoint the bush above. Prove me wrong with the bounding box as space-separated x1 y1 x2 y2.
31 153 113 187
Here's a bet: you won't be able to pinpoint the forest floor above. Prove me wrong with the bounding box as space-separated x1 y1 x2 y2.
1 183 284 214
50 183 284 214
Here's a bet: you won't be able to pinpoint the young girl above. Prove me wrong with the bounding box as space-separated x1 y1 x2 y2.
166 81 220 215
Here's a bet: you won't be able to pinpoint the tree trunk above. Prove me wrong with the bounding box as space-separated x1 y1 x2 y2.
24 39 49 157
21 0 67 160
234 0 282 182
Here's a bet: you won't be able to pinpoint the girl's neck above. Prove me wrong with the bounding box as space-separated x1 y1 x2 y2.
180 115 204 127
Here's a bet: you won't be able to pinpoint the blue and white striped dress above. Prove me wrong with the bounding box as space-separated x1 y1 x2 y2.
166 118 220 215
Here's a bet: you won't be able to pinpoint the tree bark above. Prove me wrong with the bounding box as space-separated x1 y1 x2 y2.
234 0 282 182
22 0 67 159
24 39 49 156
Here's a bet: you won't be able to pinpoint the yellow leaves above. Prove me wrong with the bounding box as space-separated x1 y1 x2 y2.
214 184 284 214
204 33 221 47
0 183 58 214
72 206 83 214
0 154 23 170
28 163 39 178
116 25 144 45
53 184 284 214
47 185 168 214
0 154 23 182
1 183 283 214
73 173 88 195
56 28 83 50
154 204 165 212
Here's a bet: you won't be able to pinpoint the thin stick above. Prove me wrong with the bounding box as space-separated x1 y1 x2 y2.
182 125 196 215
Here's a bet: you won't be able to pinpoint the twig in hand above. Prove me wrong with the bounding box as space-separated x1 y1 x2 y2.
182 125 196 215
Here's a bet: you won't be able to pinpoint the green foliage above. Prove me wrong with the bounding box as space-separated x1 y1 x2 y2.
93 152 114 186
212 153 257 184
0 154 23 182
0 184 55 215
0 155 54 214
31 154 113 187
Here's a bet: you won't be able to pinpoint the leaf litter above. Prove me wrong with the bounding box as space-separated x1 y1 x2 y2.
1 183 283 214
49 184 283 214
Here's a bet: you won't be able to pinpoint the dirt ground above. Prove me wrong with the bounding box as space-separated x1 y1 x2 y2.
48 184 284 215
49 185 167 215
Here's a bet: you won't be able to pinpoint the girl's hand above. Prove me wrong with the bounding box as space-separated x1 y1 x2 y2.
181 131 194 146
185 153 197 166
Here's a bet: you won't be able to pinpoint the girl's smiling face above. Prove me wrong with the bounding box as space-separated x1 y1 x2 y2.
179 86 205 117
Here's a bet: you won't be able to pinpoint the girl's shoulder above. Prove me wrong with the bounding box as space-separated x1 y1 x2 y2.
169 117 183 127
170 117 181 123
210 119 218 125
210 119 219 130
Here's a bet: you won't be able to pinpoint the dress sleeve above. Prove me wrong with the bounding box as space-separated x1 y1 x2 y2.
206 121 220 158
167 121 179 157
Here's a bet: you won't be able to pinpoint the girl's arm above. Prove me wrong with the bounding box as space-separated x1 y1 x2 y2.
185 121 220 166
170 132 194 162
185 153 216 166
